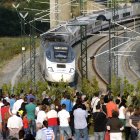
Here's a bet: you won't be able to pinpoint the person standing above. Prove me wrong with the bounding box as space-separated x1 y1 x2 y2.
129 107 140 140
61 94 73 113
25 98 36 137
106 111 124 140
36 105 47 125
106 96 118 118
73 104 89 140
58 104 72 140
41 120 55 140
125 105 134 140
46 104 58 140
93 104 107 140
91 92 100 113
118 101 127 126
12 95 24 113
9 94 16 111
7 110 23 138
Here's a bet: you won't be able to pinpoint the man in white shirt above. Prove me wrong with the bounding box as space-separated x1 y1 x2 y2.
58 104 72 140
91 92 100 113
7 110 23 138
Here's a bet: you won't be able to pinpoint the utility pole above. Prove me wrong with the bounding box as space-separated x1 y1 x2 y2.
79 0 84 15
67 23 88 79
19 12 28 78
112 0 119 76
80 24 88 79
79 0 88 79
29 19 36 91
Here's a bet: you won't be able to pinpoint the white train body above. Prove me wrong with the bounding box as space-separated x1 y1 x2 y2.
40 3 140 83
40 41 75 83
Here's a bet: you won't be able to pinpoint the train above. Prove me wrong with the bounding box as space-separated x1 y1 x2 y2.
40 3 140 83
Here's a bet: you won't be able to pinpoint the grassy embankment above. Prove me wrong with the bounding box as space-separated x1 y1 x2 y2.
0 37 39 69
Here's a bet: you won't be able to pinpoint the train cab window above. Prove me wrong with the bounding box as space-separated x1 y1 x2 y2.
46 51 51 59
123 12 130 17
53 46 68 59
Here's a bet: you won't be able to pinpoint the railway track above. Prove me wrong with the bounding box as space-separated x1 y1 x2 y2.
10 20 140 90
76 20 140 91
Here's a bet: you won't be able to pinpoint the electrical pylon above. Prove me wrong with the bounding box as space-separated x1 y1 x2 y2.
29 19 36 90
79 0 88 79
112 0 119 77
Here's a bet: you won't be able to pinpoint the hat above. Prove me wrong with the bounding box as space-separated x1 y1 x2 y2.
12 110 17 115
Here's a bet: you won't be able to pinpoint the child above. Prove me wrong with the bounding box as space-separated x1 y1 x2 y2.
22 113 29 137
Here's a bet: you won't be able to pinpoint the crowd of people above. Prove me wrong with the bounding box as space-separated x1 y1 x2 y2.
0 89 139 140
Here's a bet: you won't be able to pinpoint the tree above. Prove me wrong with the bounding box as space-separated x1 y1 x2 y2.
110 75 122 97
81 77 99 98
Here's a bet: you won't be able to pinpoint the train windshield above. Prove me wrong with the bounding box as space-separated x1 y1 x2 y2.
54 46 68 59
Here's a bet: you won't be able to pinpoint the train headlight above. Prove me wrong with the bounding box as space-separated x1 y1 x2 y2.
47 67 54 72
69 68 75 73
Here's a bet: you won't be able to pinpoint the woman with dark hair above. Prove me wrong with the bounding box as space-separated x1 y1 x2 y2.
125 105 134 140
106 111 124 140
118 100 127 126
129 107 140 140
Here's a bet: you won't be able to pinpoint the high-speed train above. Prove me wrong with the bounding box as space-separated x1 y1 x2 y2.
40 3 140 83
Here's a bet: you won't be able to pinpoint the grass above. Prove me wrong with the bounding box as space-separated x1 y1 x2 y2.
0 37 39 69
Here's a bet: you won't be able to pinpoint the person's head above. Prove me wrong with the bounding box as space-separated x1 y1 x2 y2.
77 104 83 109
50 104 55 110
108 96 113 102
66 94 70 99
100 97 104 104
19 129 25 139
24 96 28 102
96 104 100 110
119 101 126 108
36 122 42 130
133 107 140 116
43 120 48 128
127 105 134 113
2 99 7 105
112 111 119 118
30 98 34 103
11 94 15 98
94 91 99 97
104 95 109 103
61 104 66 109
41 104 47 111
115 99 120 105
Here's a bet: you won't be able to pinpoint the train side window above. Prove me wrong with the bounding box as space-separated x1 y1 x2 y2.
95 20 102 26
123 12 130 17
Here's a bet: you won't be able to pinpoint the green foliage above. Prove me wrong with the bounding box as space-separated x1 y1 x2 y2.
2 83 11 94
81 77 99 98
110 75 122 96
0 7 21 36
0 76 140 108
136 80 140 93
110 76 134 98
0 37 31 69
123 77 134 96
0 0 50 36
